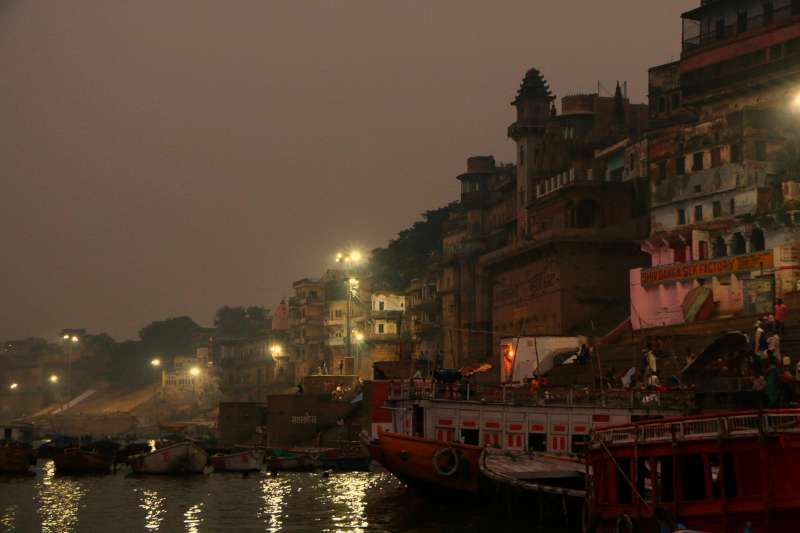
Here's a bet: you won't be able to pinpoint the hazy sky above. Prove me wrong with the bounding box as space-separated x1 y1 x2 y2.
1 1 696 341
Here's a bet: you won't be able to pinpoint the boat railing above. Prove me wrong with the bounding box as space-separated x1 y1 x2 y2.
385 379 694 410
591 410 800 448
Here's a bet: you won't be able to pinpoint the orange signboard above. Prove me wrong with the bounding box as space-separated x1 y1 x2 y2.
641 251 774 285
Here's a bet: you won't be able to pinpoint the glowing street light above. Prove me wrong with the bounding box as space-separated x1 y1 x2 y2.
151 358 161 367
791 91 800 113
189 366 201 377
270 344 283 357
70 335 79 343
62 334 70 340
9 383 18 391
335 250 363 265
49 374 59 384
354 331 365 342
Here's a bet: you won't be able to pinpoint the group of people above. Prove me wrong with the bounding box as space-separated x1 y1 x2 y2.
752 299 794 407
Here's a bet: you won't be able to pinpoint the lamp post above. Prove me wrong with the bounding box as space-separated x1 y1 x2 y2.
189 366 200 408
61 334 79 408
335 250 363 374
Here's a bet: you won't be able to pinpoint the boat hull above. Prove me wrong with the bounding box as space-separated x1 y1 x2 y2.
374 430 482 494
0 446 35 474
265 454 315 472
211 450 261 472
129 442 208 474
53 449 113 474
317 454 371 471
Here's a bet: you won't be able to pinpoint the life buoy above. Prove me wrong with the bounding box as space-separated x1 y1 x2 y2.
432 447 459 477
615 513 634 533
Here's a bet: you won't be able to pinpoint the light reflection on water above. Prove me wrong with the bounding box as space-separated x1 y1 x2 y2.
36 460 85 533
1 463 542 532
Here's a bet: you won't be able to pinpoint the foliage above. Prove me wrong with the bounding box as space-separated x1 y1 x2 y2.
138 316 199 359
214 305 271 337
776 139 800 181
369 203 457 289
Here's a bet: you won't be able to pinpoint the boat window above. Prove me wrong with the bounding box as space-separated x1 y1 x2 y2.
709 453 722 498
617 458 633 505
461 429 479 446
528 433 547 452
571 435 589 456
681 454 707 501
723 453 738 498
637 457 654 503
656 456 674 502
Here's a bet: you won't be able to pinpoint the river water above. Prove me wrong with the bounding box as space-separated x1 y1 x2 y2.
0 461 564 532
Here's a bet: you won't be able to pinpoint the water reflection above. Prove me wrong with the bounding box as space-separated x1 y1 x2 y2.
258 475 289 532
137 489 165 531
183 503 203 533
0 504 17 531
326 473 371 532
35 460 85 533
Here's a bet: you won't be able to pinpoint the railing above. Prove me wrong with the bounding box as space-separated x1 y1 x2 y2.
385 379 694 410
591 410 800 448
682 5 796 53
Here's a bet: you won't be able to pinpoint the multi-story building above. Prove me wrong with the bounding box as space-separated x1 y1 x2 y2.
404 274 442 361
288 278 325 377
631 0 800 329
481 70 651 358
365 291 405 366
217 337 275 402
440 156 516 368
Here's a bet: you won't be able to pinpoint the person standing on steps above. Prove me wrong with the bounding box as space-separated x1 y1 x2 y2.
775 298 788 335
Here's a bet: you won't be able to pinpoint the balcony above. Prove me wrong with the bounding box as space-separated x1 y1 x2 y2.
651 161 776 208
682 4 799 54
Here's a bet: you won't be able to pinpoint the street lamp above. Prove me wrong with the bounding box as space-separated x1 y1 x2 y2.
61 333 79 408
270 344 283 357
49 374 59 384
151 358 161 367
9 383 18 391
334 251 364 374
189 366 200 377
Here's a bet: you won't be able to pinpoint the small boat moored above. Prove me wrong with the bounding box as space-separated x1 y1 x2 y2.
0 444 36 475
129 441 208 474
264 449 316 472
211 449 262 473
53 447 114 475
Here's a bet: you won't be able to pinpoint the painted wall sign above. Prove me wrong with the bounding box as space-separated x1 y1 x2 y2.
641 250 773 285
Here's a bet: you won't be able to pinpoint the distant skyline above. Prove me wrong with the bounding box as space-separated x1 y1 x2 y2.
1 1 697 341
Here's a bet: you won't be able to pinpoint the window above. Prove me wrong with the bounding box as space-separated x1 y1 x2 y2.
671 93 680 109
730 197 736 215
713 236 727 258
737 11 748 34
377 323 385 334
732 233 747 255
658 160 667 181
656 457 675 502
711 147 722 167
731 143 743 163
676 157 685 175
571 435 589 455
658 97 666 113
617 458 633 504
637 457 655 503
764 1 774 25
528 433 546 452
379 301 385 311
698 241 709 260
694 205 703 222
750 227 766 251
755 140 767 161
461 429 479 445
693 152 704 171
681 454 707 501
677 208 686 225
713 201 722 218
335 309 343 318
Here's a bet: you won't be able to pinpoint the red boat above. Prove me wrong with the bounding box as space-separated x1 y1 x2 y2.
584 409 800 533
373 428 483 494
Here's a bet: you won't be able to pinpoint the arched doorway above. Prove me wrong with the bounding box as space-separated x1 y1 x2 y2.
712 236 727 258
731 233 746 255
750 227 765 252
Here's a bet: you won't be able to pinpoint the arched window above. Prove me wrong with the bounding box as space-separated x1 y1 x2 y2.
731 233 746 255
712 236 727 258
750 227 765 252
575 199 599 228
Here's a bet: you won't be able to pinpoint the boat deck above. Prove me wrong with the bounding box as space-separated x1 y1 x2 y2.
480 449 586 498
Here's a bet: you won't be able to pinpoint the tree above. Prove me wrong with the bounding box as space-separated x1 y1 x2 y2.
138 316 198 359
370 203 457 289
214 306 271 337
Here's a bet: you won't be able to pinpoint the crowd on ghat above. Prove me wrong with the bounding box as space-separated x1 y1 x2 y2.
601 298 798 408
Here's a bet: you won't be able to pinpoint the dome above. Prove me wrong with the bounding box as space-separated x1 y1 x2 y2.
511 68 553 105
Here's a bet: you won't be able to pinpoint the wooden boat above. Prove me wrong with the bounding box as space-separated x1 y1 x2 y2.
264 449 316 472
0 445 35 474
317 452 371 472
53 447 113 474
480 448 585 527
211 449 261 472
129 441 208 474
372 429 483 494
585 409 800 533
